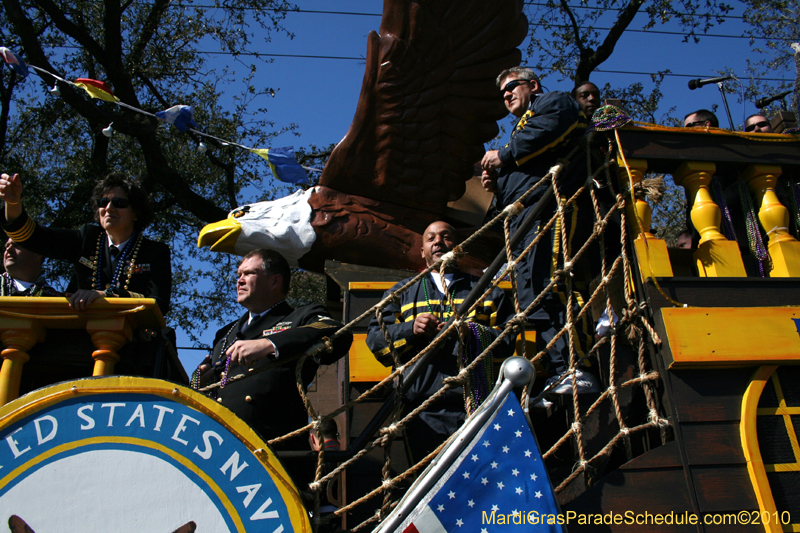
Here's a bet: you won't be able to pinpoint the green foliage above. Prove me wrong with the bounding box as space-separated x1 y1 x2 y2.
600 71 675 124
0 0 305 344
525 0 734 83
740 0 799 117
650 176 689 246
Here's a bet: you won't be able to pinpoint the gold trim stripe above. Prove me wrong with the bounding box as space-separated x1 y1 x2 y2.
765 463 800 473
515 120 584 166
758 407 800 416
399 299 497 314
5 217 35 242
376 338 408 357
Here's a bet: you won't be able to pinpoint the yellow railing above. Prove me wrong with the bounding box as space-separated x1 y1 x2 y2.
0 297 164 405
615 124 800 280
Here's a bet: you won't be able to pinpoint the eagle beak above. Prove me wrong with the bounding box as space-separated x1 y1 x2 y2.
197 217 243 254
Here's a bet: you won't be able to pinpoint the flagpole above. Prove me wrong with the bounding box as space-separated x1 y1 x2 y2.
373 357 535 533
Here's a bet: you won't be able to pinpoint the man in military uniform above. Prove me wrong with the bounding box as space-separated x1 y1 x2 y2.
366 221 514 463
480 67 599 399
0 172 171 314
196 248 352 444
1 240 59 297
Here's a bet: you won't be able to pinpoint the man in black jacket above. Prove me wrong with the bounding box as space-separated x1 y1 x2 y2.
366 221 514 463
0 172 171 315
196 248 352 444
480 66 596 392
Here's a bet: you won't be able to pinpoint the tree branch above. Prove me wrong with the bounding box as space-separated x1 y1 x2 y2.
27 0 108 69
575 0 644 81
559 0 585 56
137 134 228 222
128 0 172 73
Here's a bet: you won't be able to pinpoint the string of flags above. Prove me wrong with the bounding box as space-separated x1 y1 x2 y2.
0 46 312 185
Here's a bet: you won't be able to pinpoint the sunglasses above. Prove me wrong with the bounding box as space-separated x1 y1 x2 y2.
96 197 131 209
684 120 709 128
501 79 529 93
744 121 770 132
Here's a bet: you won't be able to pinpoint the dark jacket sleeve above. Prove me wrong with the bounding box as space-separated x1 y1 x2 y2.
480 284 516 359
1 208 84 261
498 91 582 168
366 283 423 367
269 304 353 365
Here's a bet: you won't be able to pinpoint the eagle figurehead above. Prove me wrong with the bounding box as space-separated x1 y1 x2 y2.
198 0 528 274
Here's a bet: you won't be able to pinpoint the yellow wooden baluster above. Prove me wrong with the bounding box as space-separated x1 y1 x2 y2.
673 161 745 277
740 164 800 277
0 319 45 405
618 157 673 280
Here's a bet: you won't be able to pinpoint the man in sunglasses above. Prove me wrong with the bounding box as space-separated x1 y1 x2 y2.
683 109 719 128
744 113 774 133
0 172 171 315
479 67 596 391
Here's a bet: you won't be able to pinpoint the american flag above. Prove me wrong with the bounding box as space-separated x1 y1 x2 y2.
395 393 562 533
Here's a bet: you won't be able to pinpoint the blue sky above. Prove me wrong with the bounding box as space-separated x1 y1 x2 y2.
175 1 796 369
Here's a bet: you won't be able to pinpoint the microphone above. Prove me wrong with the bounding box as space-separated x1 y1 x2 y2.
755 90 793 109
688 75 734 90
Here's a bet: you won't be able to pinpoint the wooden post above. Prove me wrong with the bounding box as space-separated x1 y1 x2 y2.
740 164 800 277
87 316 133 376
673 161 746 277
617 158 673 280
0 320 45 405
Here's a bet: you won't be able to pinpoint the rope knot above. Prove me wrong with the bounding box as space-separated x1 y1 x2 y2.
507 313 528 331
593 219 607 233
388 292 400 306
381 423 404 439
308 481 322 492
503 202 525 217
571 421 582 433
619 427 630 435
548 161 565 177
444 373 465 386
442 246 465 262
648 409 668 427
321 337 334 353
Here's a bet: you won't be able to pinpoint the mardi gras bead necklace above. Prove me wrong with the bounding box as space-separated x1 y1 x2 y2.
195 299 288 396
422 275 453 320
738 182 772 277
461 321 494 415
91 230 143 290
0 272 49 297
1 272 14 297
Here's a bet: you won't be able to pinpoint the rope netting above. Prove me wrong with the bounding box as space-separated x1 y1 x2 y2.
198 123 672 531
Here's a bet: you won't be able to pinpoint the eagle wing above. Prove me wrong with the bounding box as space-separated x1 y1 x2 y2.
319 0 528 215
